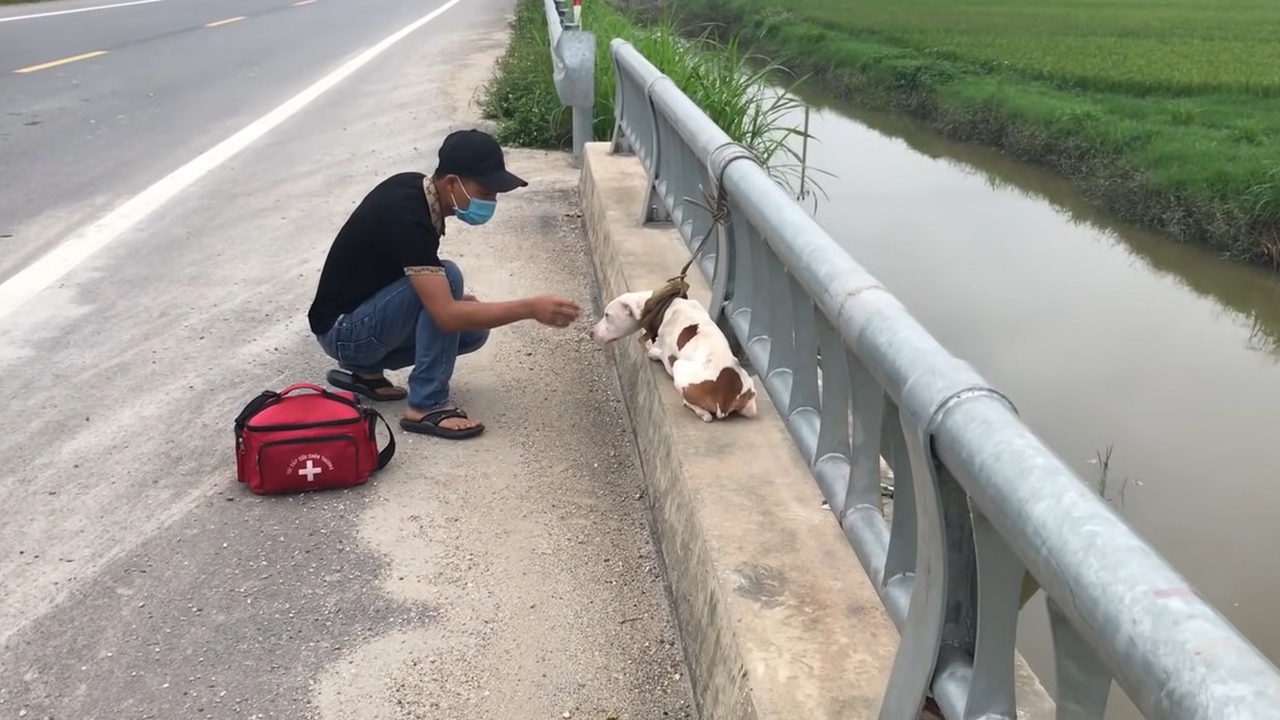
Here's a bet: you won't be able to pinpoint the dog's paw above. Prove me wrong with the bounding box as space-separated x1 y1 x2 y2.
684 401 715 423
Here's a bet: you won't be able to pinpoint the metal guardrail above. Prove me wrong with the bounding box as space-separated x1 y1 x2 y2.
542 0 594 167
606 37 1280 720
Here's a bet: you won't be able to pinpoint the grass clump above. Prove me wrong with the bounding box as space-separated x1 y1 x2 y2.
482 0 816 190
653 0 1280 266
480 0 566 148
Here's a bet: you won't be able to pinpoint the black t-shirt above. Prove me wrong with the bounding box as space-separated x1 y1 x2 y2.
308 172 442 335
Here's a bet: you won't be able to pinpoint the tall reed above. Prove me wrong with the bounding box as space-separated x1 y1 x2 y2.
483 0 824 195
584 6 822 192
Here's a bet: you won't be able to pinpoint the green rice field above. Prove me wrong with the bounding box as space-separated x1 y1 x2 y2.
667 0 1280 264
786 0 1280 96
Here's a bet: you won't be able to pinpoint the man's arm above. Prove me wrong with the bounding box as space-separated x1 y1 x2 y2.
409 273 577 331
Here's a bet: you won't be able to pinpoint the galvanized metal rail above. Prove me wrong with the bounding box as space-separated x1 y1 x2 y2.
605 36 1280 720
541 0 594 167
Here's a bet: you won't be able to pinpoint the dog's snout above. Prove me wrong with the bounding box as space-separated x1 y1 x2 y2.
588 321 606 346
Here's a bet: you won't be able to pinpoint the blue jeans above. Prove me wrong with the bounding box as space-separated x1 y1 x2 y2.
315 260 489 410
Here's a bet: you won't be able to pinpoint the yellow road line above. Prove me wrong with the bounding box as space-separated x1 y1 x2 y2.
292 0 317 5
13 51 109 74
205 15 246 27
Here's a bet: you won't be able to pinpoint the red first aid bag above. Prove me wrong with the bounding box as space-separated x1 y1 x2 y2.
233 383 396 495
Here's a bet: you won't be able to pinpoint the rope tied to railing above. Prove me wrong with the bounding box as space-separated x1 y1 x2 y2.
678 141 759 277
636 140 763 345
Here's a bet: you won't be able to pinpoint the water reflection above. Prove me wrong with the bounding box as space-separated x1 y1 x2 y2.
781 85 1280 718
812 100 1280 361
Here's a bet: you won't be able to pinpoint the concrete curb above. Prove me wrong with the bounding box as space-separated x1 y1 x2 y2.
580 142 901 719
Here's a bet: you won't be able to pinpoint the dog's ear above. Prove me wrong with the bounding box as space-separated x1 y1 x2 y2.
620 291 654 320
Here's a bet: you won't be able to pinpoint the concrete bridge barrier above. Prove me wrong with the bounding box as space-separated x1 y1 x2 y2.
581 141 903 718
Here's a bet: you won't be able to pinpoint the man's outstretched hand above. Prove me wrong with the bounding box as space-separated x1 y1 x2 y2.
529 295 580 328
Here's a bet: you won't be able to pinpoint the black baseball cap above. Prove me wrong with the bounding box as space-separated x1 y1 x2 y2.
435 129 528 193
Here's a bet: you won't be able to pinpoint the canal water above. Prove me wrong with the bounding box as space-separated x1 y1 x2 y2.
784 88 1280 718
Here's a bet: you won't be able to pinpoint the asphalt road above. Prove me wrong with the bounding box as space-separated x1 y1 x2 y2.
0 0 465 282
0 1 695 718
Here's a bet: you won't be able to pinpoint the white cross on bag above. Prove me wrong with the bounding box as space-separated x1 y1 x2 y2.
298 459 323 482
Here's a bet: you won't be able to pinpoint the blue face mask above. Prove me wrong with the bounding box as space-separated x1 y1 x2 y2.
452 181 496 226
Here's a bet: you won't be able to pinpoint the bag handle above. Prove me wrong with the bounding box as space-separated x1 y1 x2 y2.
366 409 397 470
235 383 362 437
278 383 358 407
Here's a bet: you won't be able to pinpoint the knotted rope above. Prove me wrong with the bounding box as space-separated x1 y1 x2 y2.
636 141 762 345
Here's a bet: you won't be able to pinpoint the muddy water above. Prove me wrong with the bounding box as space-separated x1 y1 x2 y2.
785 90 1280 717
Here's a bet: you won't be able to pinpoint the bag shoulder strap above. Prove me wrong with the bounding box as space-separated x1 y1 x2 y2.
278 382 360 409
366 409 397 470
235 390 279 436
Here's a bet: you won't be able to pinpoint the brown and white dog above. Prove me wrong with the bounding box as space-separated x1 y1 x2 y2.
591 290 757 422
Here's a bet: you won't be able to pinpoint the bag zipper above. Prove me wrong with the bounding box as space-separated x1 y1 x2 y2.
245 416 363 432
257 434 362 476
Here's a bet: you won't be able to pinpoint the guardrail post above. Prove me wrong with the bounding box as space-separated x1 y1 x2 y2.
966 510 1024 719
609 128 634 155
876 409 949 719
1048 600 1114 719
608 51 633 155
572 98 593 166
879 358 1021 719
544 0 594 168
558 31 595 167
640 78 672 225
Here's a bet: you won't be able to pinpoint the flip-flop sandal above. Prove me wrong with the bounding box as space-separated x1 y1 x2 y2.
399 407 485 440
326 369 408 402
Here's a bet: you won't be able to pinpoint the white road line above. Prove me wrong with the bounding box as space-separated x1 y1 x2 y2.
205 15 246 28
0 0 169 24
0 0 467 320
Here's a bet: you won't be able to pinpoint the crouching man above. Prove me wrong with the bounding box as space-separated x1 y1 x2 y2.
307 129 580 440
